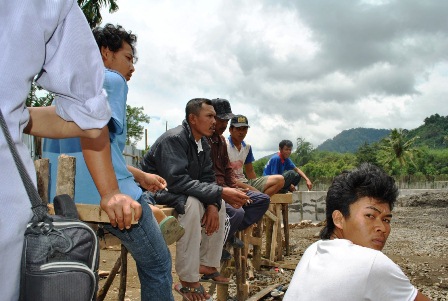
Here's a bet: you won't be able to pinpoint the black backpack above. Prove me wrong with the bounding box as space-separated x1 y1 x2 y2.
0 109 99 301
20 195 99 301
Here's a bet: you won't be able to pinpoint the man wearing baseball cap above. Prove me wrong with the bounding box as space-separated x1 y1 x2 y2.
227 114 284 196
208 99 270 259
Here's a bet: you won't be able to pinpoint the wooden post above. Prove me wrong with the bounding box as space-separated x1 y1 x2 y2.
282 204 290 256
275 204 283 261
264 206 274 259
241 229 248 286
235 232 247 301
216 258 231 301
96 254 122 301
252 220 262 270
270 206 278 262
118 245 128 301
56 154 76 199
263 206 278 261
34 158 49 204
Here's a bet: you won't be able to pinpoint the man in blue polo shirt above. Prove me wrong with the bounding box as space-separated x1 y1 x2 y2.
263 139 312 193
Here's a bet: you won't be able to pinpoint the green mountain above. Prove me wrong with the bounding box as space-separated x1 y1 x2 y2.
315 114 448 153
407 114 448 148
317 128 390 153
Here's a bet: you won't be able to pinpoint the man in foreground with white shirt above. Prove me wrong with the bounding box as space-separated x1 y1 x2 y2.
284 163 430 301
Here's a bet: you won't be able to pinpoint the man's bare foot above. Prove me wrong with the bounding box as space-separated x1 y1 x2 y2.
289 184 296 192
174 280 210 301
199 265 230 283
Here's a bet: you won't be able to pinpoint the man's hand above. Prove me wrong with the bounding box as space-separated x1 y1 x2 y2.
100 189 142 230
236 181 259 192
127 165 167 192
139 173 167 192
222 187 251 209
201 205 219 236
305 179 313 191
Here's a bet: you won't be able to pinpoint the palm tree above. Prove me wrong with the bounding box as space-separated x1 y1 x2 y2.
77 0 119 28
295 137 314 166
378 128 420 171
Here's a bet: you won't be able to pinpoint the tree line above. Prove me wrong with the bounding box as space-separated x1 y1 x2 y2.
253 125 448 186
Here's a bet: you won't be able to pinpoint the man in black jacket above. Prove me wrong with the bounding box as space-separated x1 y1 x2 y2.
141 98 249 301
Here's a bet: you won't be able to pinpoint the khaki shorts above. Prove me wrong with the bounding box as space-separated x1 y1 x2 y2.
247 176 269 193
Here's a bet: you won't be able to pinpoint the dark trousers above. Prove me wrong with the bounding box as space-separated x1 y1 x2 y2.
279 170 301 193
225 190 270 241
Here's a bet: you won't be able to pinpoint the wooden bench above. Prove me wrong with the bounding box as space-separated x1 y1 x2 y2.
217 193 293 300
265 193 293 261
39 157 294 300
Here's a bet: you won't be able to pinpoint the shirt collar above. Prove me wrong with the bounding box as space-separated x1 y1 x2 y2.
196 139 203 153
227 135 246 148
278 151 285 163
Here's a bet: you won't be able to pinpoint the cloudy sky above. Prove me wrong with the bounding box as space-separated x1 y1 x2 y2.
100 0 448 159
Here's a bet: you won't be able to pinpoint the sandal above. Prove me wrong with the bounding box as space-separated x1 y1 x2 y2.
174 283 212 301
200 271 230 284
159 216 185 245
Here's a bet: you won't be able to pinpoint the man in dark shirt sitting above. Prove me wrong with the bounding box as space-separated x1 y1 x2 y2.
207 98 270 258
141 98 249 301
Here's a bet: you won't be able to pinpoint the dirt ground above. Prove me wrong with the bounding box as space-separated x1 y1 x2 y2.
98 191 448 301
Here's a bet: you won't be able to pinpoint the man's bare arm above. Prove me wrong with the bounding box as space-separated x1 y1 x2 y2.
80 127 142 229
235 181 258 191
25 106 102 139
294 166 313 190
244 162 257 180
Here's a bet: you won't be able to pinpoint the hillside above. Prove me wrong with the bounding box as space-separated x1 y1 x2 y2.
317 128 390 153
407 114 448 148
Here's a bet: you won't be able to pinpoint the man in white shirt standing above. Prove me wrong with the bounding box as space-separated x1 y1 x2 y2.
284 163 430 301
0 1 139 299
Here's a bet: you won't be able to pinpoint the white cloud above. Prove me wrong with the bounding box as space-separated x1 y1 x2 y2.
100 0 448 158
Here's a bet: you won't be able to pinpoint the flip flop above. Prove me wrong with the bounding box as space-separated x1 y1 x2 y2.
159 216 185 245
271 285 285 297
173 283 212 301
200 271 230 284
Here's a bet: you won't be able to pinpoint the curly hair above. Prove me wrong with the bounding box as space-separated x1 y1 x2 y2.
92 23 138 63
319 163 398 239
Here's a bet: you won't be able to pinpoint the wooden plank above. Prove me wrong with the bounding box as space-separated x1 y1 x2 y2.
261 258 279 267
118 245 128 301
271 193 293 204
282 204 290 256
280 262 299 270
247 236 262 246
247 259 255 280
275 204 283 261
246 283 282 301
270 209 278 261
56 155 76 199
264 209 277 222
96 253 122 301
234 232 244 301
34 158 49 204
252 220 262 270
48 203 175 224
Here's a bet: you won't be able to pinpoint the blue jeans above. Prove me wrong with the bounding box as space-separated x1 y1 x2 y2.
225 190 270 240
105 194 174 301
